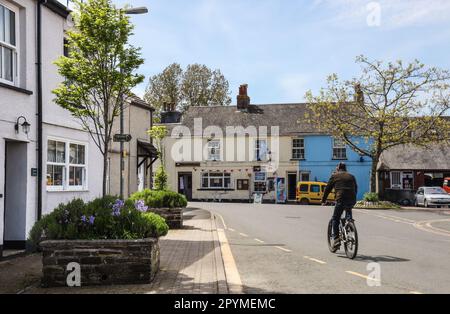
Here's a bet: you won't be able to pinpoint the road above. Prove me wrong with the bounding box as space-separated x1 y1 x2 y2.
190 202 450 294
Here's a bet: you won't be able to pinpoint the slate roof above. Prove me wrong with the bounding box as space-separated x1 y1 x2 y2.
167 104 320 136
378 144 450 171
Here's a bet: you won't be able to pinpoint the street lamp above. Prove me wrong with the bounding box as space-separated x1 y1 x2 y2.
119 6 149 200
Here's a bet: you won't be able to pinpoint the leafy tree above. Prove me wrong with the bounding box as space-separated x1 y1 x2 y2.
144 63 231 118
306 56 450 192
52 0 144 196
148 126 169 190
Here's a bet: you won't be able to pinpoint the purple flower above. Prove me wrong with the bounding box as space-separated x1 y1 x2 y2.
81 215 87 223
89 215 95 225
112 199 125 217
134 200 148 212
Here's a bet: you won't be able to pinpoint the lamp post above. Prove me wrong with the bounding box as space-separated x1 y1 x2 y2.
119 6 149 199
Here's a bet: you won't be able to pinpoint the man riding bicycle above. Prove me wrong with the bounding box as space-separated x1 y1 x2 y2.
321 162 358 250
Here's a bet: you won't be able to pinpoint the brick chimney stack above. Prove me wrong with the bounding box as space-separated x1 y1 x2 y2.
237 84 250 111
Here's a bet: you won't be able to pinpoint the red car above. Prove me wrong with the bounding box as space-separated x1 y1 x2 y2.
444 178 450 194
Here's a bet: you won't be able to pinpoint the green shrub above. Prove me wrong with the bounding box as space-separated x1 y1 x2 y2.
154 165 168 191
27 196 169 249
363 192 379 202
130 189 188 209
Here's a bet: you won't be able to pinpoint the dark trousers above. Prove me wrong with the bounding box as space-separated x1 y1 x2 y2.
332 201 354 239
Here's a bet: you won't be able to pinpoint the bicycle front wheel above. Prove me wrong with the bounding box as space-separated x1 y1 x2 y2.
327 220 338 253
344 221 358 259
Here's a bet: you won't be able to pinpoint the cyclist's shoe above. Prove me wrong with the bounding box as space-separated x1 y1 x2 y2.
332 238 341 250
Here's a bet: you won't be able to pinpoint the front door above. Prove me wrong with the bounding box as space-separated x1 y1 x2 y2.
178 173 193 201
3 140 28 250
287 173 297 201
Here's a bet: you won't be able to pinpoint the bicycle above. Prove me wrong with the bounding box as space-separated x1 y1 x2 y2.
327 214 358 259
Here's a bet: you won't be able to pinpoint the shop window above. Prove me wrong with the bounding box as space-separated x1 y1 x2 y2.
237 179 249 191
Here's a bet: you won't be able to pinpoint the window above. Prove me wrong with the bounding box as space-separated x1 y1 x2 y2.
201 172 231 189
47 139 87 190
237 179 249 191
299 184 309 193
0 3 17 84
292 138 305 160
333 138 347 160
391 171 401 189
300 172 310 182
255 139 268 161
254 182 267 193
310 185 321 193
207 140 221 161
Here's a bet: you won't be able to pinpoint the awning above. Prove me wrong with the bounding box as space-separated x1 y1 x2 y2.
137 140 158 170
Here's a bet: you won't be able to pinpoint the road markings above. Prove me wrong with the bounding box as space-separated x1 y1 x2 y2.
214 212 228 230
303 256 327 264
354 209 415 225
346 271 380 282
239 232 249 237
228 228 236 232
254 238 265 244
413 219 450 237
275 246 292 253
410 291 424 294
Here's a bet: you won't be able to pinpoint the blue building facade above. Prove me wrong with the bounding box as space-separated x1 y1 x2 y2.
298 135 372 200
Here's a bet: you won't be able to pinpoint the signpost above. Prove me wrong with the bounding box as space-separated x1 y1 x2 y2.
114 134 132 143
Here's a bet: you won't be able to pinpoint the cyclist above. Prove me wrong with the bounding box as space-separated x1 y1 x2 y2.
321 162 358 250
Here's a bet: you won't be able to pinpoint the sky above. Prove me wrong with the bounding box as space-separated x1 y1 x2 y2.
63 0 450 104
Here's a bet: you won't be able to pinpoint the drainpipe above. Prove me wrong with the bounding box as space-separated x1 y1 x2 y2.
36 0 45 220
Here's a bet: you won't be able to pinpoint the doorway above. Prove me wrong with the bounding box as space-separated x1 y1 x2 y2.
3 140 28 250
287 173 297 201
178 173 193 201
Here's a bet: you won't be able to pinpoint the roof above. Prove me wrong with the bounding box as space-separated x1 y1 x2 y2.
43 0 71 19
169 103 319 136
127 95 155 111
378 144 450 171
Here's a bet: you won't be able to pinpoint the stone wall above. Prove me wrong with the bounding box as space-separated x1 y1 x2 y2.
150 208 184 229
40 239 159 287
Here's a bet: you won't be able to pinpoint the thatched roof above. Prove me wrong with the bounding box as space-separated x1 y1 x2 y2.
378 144 450 171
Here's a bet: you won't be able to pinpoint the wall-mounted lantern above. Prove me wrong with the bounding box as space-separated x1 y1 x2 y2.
15 116 31 135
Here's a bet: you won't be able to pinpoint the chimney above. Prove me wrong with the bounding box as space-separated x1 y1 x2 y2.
354 83 364 105
160 101 182 124
237 84 250 111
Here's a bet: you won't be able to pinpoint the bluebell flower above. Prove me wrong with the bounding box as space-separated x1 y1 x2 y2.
134 200 148 212
89 215 95 225
81 215 87 223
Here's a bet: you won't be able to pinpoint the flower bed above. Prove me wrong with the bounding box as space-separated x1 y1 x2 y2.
130 190 188 229
354 200 401 210
28 196 168 287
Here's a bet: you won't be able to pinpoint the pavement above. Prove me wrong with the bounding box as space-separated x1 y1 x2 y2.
0 207 236 294
194 202 450 294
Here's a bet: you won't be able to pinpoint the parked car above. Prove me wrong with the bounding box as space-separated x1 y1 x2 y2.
296 181 335 205
414 187 450 208
443 178 450 194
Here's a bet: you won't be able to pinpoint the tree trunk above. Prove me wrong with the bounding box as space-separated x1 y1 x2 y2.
102 142 109 197
370 157 379 193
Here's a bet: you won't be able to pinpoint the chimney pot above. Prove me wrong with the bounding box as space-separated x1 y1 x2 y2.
237 84 250 111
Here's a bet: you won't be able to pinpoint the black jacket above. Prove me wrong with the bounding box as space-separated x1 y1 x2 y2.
322 170 358 204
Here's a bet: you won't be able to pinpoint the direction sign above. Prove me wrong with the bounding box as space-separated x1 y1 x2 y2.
114 134 132 143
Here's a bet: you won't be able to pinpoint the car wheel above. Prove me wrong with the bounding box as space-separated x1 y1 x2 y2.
424 199 429 208
414 199 419 207
300 198 310 205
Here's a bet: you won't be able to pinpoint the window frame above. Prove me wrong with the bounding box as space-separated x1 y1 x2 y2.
207 140 221 161
332 138 347 160
0 1 19 86
46 137 89 192
201 172 232 190
255 139 268 162
292 138 305 160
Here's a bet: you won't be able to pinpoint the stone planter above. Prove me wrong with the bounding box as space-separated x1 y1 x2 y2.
149 207 184 229
40 238 159 288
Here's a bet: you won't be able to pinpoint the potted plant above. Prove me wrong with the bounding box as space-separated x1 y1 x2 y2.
28 196 168 287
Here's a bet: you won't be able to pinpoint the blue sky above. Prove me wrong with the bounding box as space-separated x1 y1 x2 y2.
65 0 450 104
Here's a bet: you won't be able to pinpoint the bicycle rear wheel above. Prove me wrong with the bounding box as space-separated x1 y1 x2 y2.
344 221 358 259
327 220 338 253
